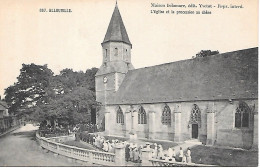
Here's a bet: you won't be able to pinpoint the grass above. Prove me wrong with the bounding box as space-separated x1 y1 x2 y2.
140 139 178 150
62 137 258 166
62 140 97 150
103 135 129 142
103 135 178 149
191 145 258 167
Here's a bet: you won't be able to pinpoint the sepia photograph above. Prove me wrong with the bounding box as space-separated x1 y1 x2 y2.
0 0 258 166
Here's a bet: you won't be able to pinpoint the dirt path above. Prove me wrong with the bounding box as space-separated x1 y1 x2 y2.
0 124 87 166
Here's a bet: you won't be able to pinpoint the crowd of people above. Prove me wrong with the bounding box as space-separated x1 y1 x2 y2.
39 124 69 137
146 144 192 163
125 143 192 164
79 132 192 164
69 123 98 133
39 122 99 137
125 143 143 163
79 132 125 153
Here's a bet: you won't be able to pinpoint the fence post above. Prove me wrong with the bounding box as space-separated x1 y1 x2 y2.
114 143 126 166
89 151 93 164
141 147 153 166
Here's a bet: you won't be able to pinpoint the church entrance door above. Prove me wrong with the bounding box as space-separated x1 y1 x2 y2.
192 124 198 139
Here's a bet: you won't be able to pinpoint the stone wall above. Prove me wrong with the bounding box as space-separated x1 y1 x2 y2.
104 99 258 149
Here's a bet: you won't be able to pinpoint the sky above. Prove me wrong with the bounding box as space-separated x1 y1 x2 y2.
0 0 258 97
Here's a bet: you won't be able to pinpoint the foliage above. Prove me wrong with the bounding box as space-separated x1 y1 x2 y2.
4 63 99 126
4 64 53 114
192 50 219 58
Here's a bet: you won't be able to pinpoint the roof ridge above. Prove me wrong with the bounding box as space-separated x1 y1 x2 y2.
129 47 258 72
108 47 258 105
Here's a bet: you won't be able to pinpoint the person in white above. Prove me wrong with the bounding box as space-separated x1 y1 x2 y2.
186 147 192 163
152 143 158 159
103 140 109 152
172 148 176 162
182 154 187 163
158 144 164 160
167 147 174 161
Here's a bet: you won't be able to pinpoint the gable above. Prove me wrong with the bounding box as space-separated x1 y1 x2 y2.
107 47 258 105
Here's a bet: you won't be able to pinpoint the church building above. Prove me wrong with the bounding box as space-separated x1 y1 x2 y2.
95 3 258 149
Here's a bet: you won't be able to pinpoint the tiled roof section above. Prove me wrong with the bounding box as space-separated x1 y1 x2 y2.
107 47 258 104
102 4 131 46
0 101 8 109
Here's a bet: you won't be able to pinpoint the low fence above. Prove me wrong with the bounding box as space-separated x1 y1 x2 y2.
36 133 217 166
36 132 118 166
0 124 21 137
149 158 216 167
141 148 216 167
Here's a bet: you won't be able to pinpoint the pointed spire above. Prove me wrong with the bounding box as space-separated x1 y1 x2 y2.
102 3 132 46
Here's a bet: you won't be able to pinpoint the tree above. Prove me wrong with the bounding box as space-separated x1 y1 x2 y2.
35 87 100 126
4 64 54 114
192 50 219 58
4 63 99 126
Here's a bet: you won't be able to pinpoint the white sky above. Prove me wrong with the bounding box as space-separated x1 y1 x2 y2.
0 0 258 97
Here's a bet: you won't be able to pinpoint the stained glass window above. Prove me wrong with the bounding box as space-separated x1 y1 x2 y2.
138 106 147 124
162 104 171 125
189 104 201 127
235 101 250 128
116 106 124 124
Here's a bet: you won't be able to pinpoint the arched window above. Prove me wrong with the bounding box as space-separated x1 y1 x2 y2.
116 106 124 124
138 106 147 124
235 101 250 128
189 104 201 127
162 104 171 125
114 48 118 56
105 49 108 59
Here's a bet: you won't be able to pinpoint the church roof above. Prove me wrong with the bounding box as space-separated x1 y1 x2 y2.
0 101 8 110
107 47 258 105
102 3 131 46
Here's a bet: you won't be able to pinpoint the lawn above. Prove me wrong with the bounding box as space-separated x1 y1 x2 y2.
62 140 99 151
191 145 258 167
103 135 129 142
103 135 178 149
140 139 178 150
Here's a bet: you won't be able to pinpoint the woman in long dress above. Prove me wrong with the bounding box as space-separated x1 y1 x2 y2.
125 144 130 161
182 154 187 163
103 141 108 152
167 147 173 161
133 147 139 162
158 145 164 160
152 144 158 159
129 146 134 161
172 148 176 162
138 145 143 163
179 147 183 162
186 148 191 163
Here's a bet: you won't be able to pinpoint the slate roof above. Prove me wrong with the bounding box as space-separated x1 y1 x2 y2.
102 3 131 46
107 47 258 105
0 101 8 110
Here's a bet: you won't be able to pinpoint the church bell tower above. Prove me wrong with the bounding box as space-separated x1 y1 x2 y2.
95 2 134 128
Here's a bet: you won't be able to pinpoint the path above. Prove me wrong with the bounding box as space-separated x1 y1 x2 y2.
0 124 90 166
